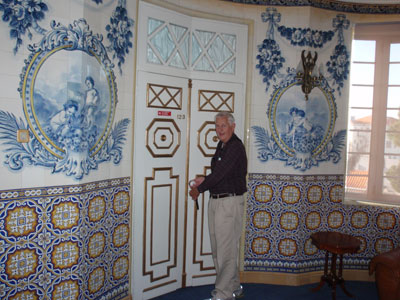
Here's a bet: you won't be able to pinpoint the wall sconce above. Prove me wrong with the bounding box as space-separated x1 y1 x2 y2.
296 50 321 100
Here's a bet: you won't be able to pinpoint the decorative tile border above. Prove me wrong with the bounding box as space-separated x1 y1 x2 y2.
223 0 400 14
0 177 131 300
244 173 400 273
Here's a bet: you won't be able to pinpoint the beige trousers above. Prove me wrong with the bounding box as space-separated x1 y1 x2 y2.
208 194 245 300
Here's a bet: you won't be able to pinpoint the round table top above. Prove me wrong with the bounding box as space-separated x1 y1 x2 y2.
311 231 361 254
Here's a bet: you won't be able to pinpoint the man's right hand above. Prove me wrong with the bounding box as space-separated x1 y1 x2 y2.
189 187 200 200
194 176 205 187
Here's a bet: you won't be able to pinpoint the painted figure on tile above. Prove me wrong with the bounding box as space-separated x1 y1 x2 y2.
46 97 96 153
281 106 324 155
0 18 131 179
49 99 80 138
284 107 312 147
252 81 345 171
83 76 100 128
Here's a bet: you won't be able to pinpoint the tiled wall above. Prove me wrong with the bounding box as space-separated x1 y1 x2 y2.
244 173 400 273
0 177 130 300
0 0 398 298
0 1 134 298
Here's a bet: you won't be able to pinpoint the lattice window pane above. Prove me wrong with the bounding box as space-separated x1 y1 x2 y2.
147 46 162 64
221 33 236 51
146 16 240 75
207 36 233 69
192 35 202 65
221 60 236 74
150 26 176 62
195 30 215 47
194 56 213 72
170 23 188 43
148 18 164 35
170 52 185 69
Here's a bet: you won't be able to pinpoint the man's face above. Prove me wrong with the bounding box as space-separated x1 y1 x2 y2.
215 116 235 144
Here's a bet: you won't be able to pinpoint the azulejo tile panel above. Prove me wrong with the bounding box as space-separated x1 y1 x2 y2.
245 173 400 273
0 177 130 300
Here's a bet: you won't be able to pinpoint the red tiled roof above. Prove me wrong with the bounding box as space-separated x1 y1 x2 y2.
353 115 398 126
346 170 368 190
354 116 371 124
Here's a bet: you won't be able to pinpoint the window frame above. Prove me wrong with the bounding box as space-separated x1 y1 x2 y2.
345 23 400 207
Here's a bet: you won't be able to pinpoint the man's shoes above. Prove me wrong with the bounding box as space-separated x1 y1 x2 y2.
203 286 242 300
233 285 244 298
203 298 234 300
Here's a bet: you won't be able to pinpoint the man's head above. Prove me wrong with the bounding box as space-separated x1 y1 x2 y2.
215 112 235 144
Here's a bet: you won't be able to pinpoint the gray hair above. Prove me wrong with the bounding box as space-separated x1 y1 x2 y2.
215 112 235 125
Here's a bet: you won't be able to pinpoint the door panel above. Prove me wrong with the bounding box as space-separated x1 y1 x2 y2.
132 71 188 299
185 79 245 286
132 73 245 297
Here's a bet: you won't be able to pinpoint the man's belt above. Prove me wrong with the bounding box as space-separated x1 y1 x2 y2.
211 193 242 199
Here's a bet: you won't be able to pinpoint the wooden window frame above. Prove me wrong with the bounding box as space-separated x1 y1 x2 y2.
345 23 400 206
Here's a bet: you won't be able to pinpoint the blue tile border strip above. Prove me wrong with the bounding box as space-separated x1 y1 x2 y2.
222 0 400 14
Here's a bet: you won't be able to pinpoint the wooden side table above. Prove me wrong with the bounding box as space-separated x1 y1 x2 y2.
311 231 361 300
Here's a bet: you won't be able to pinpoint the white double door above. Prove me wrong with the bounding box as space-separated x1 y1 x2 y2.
132 70 245 299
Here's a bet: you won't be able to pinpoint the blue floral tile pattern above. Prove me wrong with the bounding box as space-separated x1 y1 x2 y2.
256 38 285 92
106 0 134 74
0 0 134 76
0 0 48 53
0 177 130 300
244 173 400 273
257 7 350 95
253 8 350 170
277 27 334 48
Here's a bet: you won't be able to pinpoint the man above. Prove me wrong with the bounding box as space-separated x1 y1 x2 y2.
189 112 247 300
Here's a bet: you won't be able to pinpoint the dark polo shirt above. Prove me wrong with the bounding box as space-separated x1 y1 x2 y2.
197 133 247 196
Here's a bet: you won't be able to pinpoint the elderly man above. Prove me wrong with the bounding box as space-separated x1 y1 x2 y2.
189 111 247 300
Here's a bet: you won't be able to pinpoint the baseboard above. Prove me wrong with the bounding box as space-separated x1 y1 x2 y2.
240 269 375 286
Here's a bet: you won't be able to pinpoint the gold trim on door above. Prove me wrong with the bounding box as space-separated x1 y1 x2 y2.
147 83 183 109
192 166 215 274
143 168 179 282
197 121 218 157
146 119 181 157
198 90 234 112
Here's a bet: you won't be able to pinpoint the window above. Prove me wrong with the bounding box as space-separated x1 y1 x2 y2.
345 23 400 206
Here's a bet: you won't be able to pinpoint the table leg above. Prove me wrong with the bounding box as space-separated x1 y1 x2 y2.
338 254 354 298
312 251 329 292
324 251 329 276
331 253 337 300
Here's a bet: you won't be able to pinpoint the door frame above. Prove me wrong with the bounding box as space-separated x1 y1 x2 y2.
131 1 253 298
